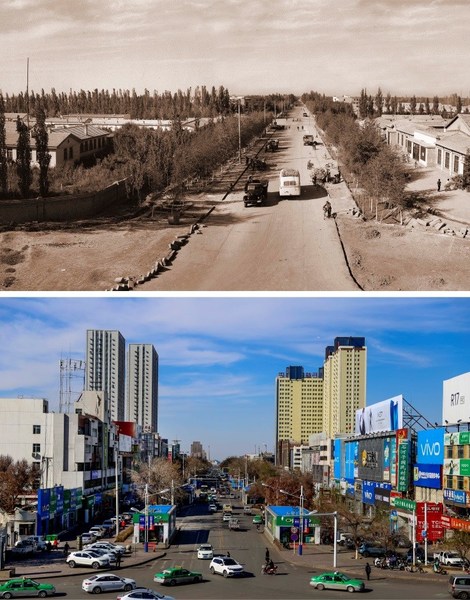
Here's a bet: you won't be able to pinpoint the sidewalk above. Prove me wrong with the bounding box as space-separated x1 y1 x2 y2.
1 546 164 581
273 540 454 584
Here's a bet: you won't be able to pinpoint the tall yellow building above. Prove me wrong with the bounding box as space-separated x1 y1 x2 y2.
276 366 324 459
275 338 367 464
322 337 367 437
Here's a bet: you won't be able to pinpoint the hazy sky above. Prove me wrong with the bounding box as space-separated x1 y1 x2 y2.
1 0 468 97
0 296 469 460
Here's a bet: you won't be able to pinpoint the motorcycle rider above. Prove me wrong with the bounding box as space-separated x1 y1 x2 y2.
323 199 332 218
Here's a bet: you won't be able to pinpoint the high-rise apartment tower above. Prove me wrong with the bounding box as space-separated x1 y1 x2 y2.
126 343 159 433
322 336 367 437
85 329 126 421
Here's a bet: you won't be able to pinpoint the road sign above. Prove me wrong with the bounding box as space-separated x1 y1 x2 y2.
291 526 298 533
291 533 298 541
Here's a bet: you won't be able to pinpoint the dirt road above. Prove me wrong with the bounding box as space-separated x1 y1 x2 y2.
1 108 470 292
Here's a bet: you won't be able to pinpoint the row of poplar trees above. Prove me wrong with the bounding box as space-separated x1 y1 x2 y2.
0 94 51 198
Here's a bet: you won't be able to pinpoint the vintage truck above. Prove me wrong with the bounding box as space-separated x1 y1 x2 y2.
303 134 316 146
243 179 268 207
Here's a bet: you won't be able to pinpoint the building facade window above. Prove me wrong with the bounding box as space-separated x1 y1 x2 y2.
33 425 41 434
32 443 41 454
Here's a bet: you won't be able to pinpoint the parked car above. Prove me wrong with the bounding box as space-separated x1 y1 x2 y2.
208 504 217 513
85 541 126 555
117 588 175 600
310 571 365 593
20 536 47 551
433 550 464 566
82 547 117 564
0 577 56 597
66 550 110 569
88 526 105 539
209 556 244 577
154 567 203 586
197 544 214 559
101 519 115 533
358 543 386 558
80 533 97 545
448 574 470 598
82 573 136 594
11 540 35 555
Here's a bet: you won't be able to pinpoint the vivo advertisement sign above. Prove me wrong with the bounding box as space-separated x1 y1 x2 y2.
362 481 375 505
334 439 342 479
413 463 442 488
345 441 358 480
443 372 470 425
417 428 445 465
355 395 403 435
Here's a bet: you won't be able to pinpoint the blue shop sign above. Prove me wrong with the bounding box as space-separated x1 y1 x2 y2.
417 429 444 465
413 464 441 489
362 481 375 505
444 488 467 504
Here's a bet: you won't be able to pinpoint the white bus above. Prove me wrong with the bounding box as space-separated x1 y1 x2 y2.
279 168 301 198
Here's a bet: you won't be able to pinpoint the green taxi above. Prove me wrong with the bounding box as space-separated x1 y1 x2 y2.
0 578 56 597
154 567 203 586
252 514 263 525
309 571 365 593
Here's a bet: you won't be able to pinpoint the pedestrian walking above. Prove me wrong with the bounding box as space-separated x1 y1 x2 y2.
437 178 441 191
365 562 371 581
265 547 270 563
63 542 70 557
115 552 122 569
226 551 231 557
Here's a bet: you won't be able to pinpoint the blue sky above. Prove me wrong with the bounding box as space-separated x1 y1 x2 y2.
1 0 468 97
0 296 469 460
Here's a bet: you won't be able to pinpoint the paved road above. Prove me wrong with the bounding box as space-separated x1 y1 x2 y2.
7 502 451 599
145 107 359 291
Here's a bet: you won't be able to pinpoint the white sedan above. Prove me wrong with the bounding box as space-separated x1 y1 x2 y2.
82 573 136 594
197 544 214 559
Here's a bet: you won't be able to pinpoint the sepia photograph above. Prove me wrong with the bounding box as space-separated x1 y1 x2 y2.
1 0 470 291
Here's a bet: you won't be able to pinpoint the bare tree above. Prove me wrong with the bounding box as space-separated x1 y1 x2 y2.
130 458 182 505
0 455 38 513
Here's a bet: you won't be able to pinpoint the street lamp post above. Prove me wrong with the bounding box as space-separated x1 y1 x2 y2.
308 510 338 568
279 486 305 556
144 484 149 553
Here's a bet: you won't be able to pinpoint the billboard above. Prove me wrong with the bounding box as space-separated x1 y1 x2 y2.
413 463 442 488
345 441 358 480
358 437 384 481
416 502 444 542
443 459 470 477
443 372 470 424
417 428 445 465
355 395 403 435
334 439 342 479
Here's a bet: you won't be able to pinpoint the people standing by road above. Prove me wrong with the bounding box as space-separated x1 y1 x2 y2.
63 542 70 556
265 547 270 563
437 178 441 191
115 552 122 569
365 562 371 580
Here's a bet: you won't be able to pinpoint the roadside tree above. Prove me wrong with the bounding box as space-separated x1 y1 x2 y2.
16 116 32 198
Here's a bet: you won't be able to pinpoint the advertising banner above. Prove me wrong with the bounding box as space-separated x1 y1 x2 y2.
443 372 470 425
443 488 468 504
358 437 384 481
375 486 391 505
444 431 470 446
392 497 416 512
37 488 50 519
416 502 444 542
413 464 442 488
397 439 410 492
390 436 397 486
443 459 470 477
417 428 445 464
345 441 358 480
345 479 355 497
355 395 403 435
334 439 342 479
362 481 376 505
383 438 391 481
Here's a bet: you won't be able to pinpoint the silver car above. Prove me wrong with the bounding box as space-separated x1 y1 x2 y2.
82 573 136 594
